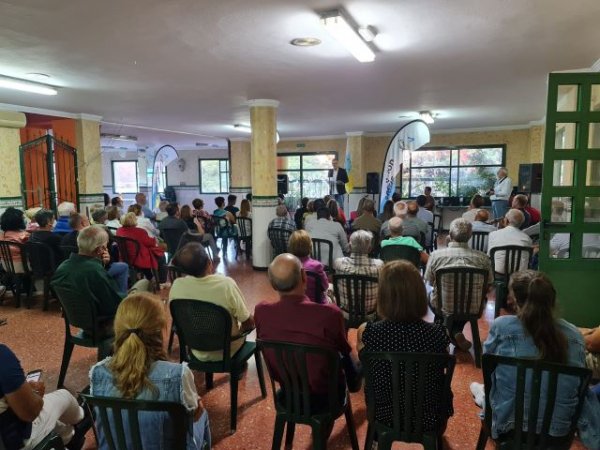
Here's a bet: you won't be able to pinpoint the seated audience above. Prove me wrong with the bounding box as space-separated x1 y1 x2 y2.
303 199 317 229
488 209 532 274
178 205 195 230
29 209 65 265
89 293 210 450
380 200 407 239
333 230 383 319
155 200 169 222
105 206 121 234
60 213 90 249
523 196 541 226
288 230 328 304
134 192 155 221
381 217 429 265
224 194 239 220
0 344 87 449
352 199 381 237
127 204 159 238
91 208 108 226
462 194 484 222
416 194 434 225
306 207 349 263
191 198 214 235
294 197 309 230
511 194 532 229
350 195 369 222
268 205 296 232
255 254 361 406
580 325 600 380
357 260 453 432
471 271 600 449
403 201 429 244
169 243 252 361
425 218 493 350
53 202 76 234
159 203 219 258
24 207 41 232
377 199 394 223
469 209 497 252
110 196 123 213
327 199 346 228
423 186 436 211
0 207 30 272
238 199 252 219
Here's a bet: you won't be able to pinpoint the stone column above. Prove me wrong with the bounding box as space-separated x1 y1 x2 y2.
345 131 367 214
0 111 26 213
248 99 279 269
74 116 105 213
229 138 252 198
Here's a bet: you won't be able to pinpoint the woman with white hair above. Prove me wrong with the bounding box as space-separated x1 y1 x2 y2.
53 202 77 234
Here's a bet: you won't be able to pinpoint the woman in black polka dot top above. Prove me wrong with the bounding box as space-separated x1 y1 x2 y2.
357 260 454 432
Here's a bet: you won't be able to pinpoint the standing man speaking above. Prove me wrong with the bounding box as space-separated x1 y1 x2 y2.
328 158 349 209
488 167 512 220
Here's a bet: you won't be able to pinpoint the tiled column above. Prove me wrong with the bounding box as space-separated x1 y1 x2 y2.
345 131 368 214
0 111 26 213
249 99 279 269
74 116 105 213
230 138 251 198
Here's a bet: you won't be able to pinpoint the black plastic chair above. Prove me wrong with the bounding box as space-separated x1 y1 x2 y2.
166 265 185 354
0 240 31 308
176 231 213 262
25 241 57 311
470 231 490 252
113 235 160 291
311 238 334 273
332 274 379 329
212 214 238 256
257 340 360 450
433 267 489 367
360 351 456 450
237 217 252 259
426 221 435 253
380 244 420 267
60 245 79 259
476 354 592 450
490 245 533 317
169 299 267 432
305 270 324 303
80 394 193 450
0 430 66 450
52 283 114 388
159 227 187 262
268 226 292 257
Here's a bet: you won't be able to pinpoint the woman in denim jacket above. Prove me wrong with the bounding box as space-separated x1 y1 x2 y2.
475 270 600 449
90 293 211 449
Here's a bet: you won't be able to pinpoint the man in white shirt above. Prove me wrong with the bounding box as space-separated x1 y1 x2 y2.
306 207 349 264
488 167 512 221
327 158 349 209
487 209 532 274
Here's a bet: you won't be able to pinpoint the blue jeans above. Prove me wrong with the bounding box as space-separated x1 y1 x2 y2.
334 194 345 209
492 200 509 221
107 262 129 293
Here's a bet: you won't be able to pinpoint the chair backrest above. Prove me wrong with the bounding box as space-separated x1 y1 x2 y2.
380 244 420 267
490 245 533 280
427 221 435 248
433 214 442 234
311 238 334 272
60 245 79 259
360 351 455 443
52 282 99 340
212 214 232 237
0 240 28 275
267 227 292 256
470 231 489 252
237 217 252 238
304 270 323 302
169 299 234 362
332 274 379 328
481 354 592 449
434 267 489 317
175 231 213 261
113 236 141 267
256 339 343 420
80 394 189 450
25 241 57 276
160 227 187 256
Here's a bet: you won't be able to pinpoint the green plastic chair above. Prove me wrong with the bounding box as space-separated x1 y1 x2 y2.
490 245 533 317
380 244 420 267
169 299 267 433
256 339 360 450
0 240 31 308
360 351 456 450
332 274 379 329
476 353 592 450
311 238 334 274
80 394 193 450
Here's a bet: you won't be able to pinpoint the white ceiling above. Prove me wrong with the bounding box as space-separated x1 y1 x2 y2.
1 0 599 141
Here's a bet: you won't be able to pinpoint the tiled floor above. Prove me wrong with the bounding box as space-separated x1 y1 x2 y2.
0 252 587 449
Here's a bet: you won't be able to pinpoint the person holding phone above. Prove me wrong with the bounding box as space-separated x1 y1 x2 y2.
0 344 87 449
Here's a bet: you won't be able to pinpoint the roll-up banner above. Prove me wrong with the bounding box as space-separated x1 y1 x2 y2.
152 145 179 209
379 120 430 212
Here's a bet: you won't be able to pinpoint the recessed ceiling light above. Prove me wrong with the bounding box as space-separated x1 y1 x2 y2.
290 37 322 47
25 73 51 81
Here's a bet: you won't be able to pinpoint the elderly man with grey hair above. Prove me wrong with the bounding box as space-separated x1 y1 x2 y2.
268 204 296 232
333 230 383 318
425 218 493 351
53 201 77 234
487 208 532 274
380 200 408 239
381 217 429 265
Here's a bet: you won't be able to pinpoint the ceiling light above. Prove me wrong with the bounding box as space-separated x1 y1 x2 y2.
233 124 252 133
419 111 435 124
357 26 376 42
290 37 322 47
0 74 58 96
320 10 375 63
196 142 209 147
100 133 138 142
25 73 51 81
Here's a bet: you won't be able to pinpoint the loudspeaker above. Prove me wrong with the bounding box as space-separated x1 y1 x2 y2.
366 172 380 194
518 163 543 194
277 174 289 195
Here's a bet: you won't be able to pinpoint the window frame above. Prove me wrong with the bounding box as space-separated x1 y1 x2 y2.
198 158 230 194
276 151 338 199
111 160 139 194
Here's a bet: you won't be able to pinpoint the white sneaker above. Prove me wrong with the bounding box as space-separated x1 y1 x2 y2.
470 382 485 408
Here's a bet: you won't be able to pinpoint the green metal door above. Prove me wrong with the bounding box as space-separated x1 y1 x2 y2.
539 73 600 327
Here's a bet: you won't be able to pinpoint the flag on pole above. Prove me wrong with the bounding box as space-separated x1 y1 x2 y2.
344 142 354 194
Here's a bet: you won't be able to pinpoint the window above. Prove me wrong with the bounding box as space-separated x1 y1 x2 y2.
401 146 505 198
199 159 229 193
112 160 138 193
277 152 336 208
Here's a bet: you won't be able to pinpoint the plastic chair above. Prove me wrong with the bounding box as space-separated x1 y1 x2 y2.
476 354 592 450
212 214 238 256
166 265 185 354
60 245 79 259
0 240 31 308
169 299 267 432
490 245 533 317
159 227 187 262
380 244 420 267
52 283 114 388
267 226 292 257
433 267 489 367
24 241 57 311
176 231 213 262
237 217 252 259
426 221 435 253
113 235 160 291
360 351 455 450
470 231 490 252
332 274 379 329
311 238 334 273
257 339 359 450
80 394 192 450
305 270 324 303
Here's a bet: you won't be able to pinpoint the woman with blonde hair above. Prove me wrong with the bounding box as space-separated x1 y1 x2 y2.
89 293 210 449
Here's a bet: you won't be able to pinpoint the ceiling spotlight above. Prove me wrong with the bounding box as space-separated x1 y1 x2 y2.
290 37 322 47
100 133 138 142
233 124 252 133
357 26 376 42
419 111 435 124
320 9 375 63
0 74 58 96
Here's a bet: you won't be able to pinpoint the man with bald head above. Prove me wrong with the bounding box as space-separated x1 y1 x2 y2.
487 209 532 274
255 254 361 400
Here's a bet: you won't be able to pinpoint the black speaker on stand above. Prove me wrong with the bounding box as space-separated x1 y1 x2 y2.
277 174 289 195
366 172 380 194
518 163 543 193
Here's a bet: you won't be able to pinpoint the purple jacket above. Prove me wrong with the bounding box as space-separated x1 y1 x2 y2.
299 256 329 304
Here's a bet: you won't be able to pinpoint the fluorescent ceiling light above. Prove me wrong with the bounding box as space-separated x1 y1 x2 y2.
233 124 252 133
0 75 58 96
358 26 376 42
100 133 138 142
419 111 435 124
320 10 375 63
